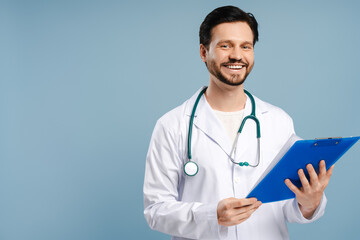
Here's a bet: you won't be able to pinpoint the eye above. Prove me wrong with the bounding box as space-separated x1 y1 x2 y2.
220 44 230 49
242 45 253 50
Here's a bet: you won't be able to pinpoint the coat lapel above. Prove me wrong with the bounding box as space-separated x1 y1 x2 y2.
194 96 232 155
185 87 232 156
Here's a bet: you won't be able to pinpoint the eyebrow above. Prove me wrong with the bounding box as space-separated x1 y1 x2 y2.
217 40 232 45
217 40 254 45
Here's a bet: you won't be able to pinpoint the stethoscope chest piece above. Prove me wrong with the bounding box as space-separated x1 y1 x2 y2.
184 161 198 176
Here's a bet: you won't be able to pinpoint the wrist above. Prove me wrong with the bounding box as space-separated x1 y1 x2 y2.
299 203 317 219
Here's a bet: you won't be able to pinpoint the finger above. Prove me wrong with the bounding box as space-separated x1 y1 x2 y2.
298 169 311 192
226 198 257 209
238 206 258 219
320 165 334 188
232 198 258 209
233 201 262 215
327 164 334 178
285 179 301 195
218 201 261 226
306 164 319 185
221 209 254 226
318 160 327 178
234 203 261 223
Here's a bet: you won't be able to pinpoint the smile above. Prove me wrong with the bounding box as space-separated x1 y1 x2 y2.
223 64 245 70
226 65 243 69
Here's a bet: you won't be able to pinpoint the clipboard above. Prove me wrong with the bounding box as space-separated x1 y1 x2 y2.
246 135 360 204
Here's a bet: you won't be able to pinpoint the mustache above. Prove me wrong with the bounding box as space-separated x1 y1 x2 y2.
221 60 248 66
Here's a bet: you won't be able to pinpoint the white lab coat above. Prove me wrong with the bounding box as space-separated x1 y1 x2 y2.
144 87 326 240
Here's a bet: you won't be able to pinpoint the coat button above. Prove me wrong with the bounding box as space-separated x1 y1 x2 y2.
234 177 241 183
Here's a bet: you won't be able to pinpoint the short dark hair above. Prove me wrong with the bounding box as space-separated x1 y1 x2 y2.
199 6 259 48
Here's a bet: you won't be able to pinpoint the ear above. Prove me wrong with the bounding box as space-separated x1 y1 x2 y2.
199 44 208 63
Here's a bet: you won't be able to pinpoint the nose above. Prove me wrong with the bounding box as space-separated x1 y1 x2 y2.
229 46 243 61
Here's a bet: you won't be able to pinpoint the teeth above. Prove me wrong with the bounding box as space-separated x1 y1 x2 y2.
227 65 243 69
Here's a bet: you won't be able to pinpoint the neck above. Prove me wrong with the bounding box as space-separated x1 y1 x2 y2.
205 79 247 112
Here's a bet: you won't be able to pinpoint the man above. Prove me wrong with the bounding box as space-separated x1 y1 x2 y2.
144 6 333 240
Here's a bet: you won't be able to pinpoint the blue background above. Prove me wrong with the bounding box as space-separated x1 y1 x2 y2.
1 0 359 239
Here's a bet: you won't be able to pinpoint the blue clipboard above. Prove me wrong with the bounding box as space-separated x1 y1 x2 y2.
247 136 360 204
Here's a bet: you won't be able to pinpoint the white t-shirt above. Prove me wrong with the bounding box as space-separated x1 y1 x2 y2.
213 109 244 143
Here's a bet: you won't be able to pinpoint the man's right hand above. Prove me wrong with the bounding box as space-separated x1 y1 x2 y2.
217 197 262 226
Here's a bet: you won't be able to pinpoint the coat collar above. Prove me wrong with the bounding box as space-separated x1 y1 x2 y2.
185 87 269 157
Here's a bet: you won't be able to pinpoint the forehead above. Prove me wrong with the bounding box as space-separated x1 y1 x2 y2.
210 21 254 44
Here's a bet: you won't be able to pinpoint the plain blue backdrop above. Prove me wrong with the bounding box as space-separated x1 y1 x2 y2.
1 0 359 239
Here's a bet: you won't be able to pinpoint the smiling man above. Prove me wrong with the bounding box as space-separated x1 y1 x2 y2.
144 6 333 240
201 21 254 87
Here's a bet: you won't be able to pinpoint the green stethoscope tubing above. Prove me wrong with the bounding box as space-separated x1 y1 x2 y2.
184 87 261 176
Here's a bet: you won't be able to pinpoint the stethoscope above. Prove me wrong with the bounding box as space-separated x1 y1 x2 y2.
183 87 261 176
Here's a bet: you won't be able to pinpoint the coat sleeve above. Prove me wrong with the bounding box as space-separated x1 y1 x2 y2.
143 119 227 239
283 195 327 223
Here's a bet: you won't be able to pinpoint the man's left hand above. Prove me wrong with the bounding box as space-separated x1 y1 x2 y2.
285 160 334 219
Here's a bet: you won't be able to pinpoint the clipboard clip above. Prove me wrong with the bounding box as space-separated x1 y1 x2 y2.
315 137 342 140
313 137 342 147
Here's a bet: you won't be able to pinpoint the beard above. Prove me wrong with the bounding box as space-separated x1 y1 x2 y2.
207 60 252 86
